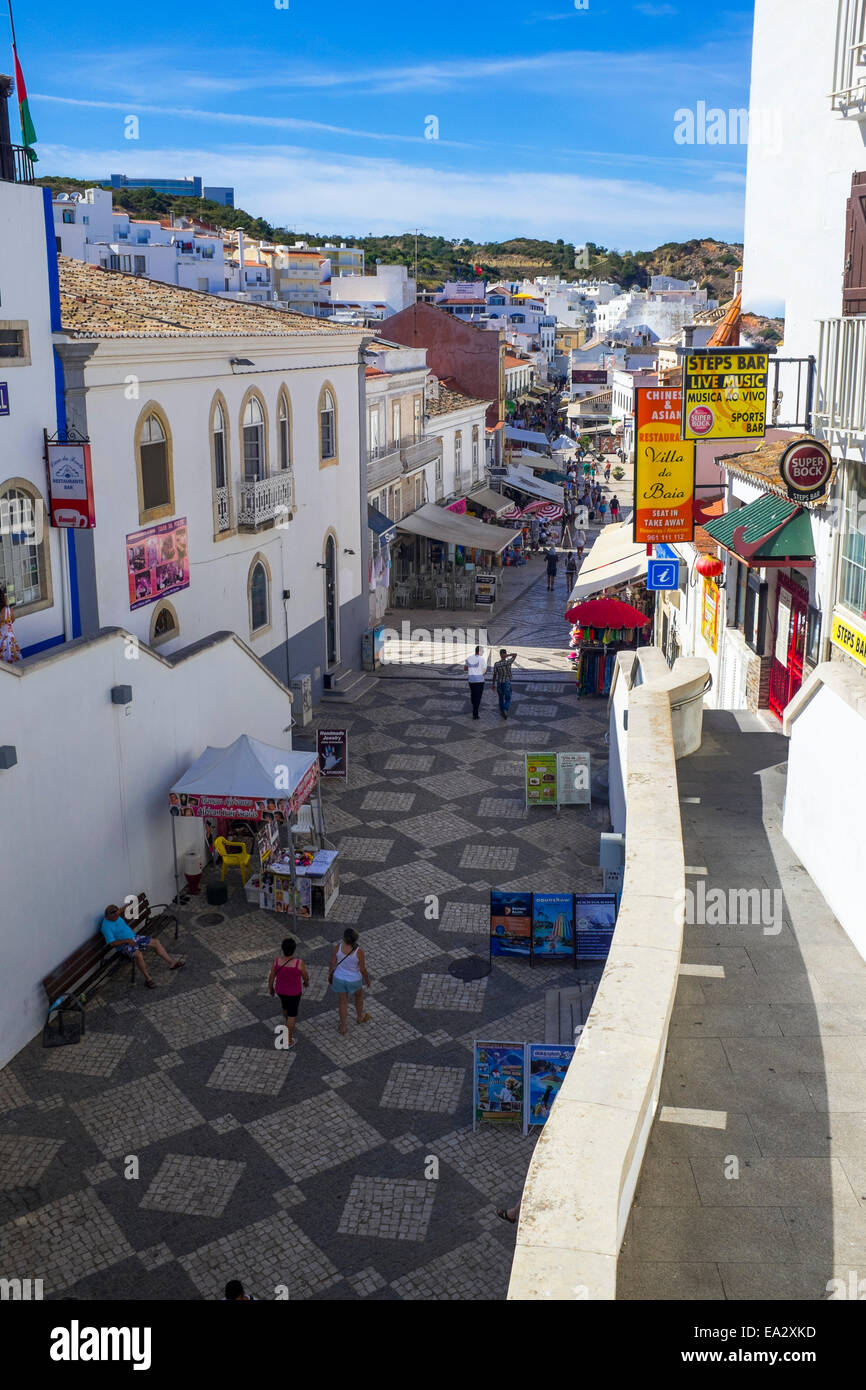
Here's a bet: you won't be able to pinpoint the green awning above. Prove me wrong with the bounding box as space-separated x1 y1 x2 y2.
703 493 815 564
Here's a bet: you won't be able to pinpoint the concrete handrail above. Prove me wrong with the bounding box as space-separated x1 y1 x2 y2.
507 654 705 1300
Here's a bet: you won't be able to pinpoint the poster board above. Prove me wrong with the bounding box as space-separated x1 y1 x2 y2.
634 387 696 544
524 1044 575 1133
525 752 558 807
46 441 96 528
474 571 497 605
473 1042 525 1128
531 892 576 963
490 890 532 958
574 894 618 959
681 350 768 442
318 728 348 781
700 576 720 653
557 751 590 806
256 817 279 867
127 517 190 610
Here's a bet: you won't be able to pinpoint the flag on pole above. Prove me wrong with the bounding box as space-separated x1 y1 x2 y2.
12 43 37 157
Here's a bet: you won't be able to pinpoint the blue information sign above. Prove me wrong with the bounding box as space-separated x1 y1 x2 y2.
575 893 618 959
0 382 8 416
647 557 680 591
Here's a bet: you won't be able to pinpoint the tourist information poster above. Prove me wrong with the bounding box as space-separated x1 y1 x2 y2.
532 892 576 962
490 890 533 958
681 350 768 442
525 752 558 807
524 1044 576 1133
473 1042 525 1127
558 751 591 806
575 894 618 959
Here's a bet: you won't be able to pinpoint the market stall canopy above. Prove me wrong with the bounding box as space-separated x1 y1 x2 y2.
565 522 648 605
505 425 549 448
467 487 514 517
565 597 650 627
396 502 521 553
701 493 815 568
503 466 564 504
170 735 319 817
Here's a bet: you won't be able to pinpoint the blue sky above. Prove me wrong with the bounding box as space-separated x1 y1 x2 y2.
10 0 755 247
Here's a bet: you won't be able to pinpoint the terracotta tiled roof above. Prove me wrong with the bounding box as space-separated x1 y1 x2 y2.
692 496 726 557
706 292 741 348
425 384 491 418
57 257 349 339
504 355 529 369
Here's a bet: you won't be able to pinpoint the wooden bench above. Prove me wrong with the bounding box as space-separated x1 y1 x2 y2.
41 898 179 1047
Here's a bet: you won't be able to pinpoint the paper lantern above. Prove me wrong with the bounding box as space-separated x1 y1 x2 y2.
696 553 724 579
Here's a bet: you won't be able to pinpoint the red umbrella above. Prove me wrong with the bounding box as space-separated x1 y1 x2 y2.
565 597 650 627
501 504 523 520
521 501 564 521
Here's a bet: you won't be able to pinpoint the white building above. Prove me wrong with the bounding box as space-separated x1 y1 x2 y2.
329 264 416 320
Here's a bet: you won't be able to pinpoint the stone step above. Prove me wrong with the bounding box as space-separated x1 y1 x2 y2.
544 981 599 1044
320 670 378 703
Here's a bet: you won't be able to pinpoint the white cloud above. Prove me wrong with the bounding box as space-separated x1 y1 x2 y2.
635 3 677 14
41 141 746 246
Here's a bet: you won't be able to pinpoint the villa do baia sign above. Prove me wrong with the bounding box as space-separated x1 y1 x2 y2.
778 438 833 504
634 386 696 544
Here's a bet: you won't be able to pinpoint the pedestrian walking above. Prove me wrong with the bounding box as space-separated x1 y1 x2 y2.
604 463 611 482
268 936 310 1048
329 928 371 1035
610 495 620 522
598 498 608 524
529 516 540 552
224 1280 257 1301
545 545 559 591
0 586 20 664
565 551 577 589
464 644 488 719
492 647 517 720
575 526 586 562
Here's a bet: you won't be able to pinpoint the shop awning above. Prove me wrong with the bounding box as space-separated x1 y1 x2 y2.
396 502 521 553
702 493 816 567
565 523 648 604
506 425 549 447
170 735 319 817
503 466 564 503
367 503 396 541
467 487 513 516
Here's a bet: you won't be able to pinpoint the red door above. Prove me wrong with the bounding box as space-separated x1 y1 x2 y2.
768 576 808 718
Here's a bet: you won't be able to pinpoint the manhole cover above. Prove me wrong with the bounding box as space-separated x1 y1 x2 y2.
449 957 490 982
196 913 225 927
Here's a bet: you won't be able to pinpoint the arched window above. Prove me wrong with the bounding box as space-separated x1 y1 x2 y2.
472 424 479 473
213 403 227 489
0 481 51 613
211 399 231 534
150 600 179 647
136 407 173 521
249 556 270 633
278 391 292 471
242 395 265 482
319 386 337 464
454 430 463 478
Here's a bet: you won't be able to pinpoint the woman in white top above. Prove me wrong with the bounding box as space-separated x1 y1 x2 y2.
329 928 372 1036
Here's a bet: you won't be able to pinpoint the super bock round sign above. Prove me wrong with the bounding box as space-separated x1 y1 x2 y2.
779 439 833 502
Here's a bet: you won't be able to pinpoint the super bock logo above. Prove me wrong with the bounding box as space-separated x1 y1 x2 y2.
779 438 833 503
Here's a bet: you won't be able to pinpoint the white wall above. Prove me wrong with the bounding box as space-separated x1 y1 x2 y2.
0 629 294 1067
784 678 866 959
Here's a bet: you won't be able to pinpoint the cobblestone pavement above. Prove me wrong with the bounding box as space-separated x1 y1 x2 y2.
0 570 612 1301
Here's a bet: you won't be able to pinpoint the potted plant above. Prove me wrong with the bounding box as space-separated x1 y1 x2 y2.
612 465 625 480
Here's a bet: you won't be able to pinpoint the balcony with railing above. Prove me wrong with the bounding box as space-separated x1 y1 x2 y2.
366 441 403 489
831 0 866 115
237 471 294 529
401 436 440 471
814 317 866 445
0 141 36 185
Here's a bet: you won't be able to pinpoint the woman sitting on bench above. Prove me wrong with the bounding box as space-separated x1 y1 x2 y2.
100 904 184 989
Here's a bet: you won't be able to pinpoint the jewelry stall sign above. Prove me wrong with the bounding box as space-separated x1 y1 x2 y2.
681 350 768 442
634 386 695 544
473 1042 525 1128
557 750 590 806
127 517 189 609
317 728 348 782
46 441 96 528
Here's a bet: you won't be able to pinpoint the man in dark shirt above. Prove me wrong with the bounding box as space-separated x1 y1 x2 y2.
545 546 559 591
492 649 517 720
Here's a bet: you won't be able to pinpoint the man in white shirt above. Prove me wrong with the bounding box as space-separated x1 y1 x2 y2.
464 644 488 719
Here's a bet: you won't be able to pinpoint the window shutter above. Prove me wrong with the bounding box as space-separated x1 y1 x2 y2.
843 171 866 315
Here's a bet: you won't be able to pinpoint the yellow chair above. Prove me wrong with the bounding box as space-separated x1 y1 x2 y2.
214 836 251 885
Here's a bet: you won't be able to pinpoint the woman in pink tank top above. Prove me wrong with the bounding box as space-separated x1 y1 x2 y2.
268 936 310 1048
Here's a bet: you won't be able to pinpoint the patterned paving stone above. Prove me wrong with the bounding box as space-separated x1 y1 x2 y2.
322 1070 350 1088
43 1032 132 1078
391 1133 423 1153
0 1188 134 1294
364 862 464 904
434 1125 538 1196
338 1177 436 1242
504 728 552 745
209 1114 239 1134
246 1091 384 1181
381 1063 465 1114
34 1096 65 1112
439 902 490 935
425 1030 453 1047
515 817 600 854
358 922 444 977
325 894 367 924
491 759 523 776
414 974 488 1013
459 845 519 871
415 771 493 800
0 1134 63 1187
339 836 395 861
155 1053 184 1070
72 1073 204 1159
403 723 452 741
141 1154 246 1218
193 912 283 965
396 810 477 847
206 1045 293 1096
144 983 258 1051
274 1185 305 1207
457 1000 547 1052
345 763 384 790
137 1242 175 1271
0 1069 27 1115
361 791 416 812
319 805 361 833
438 739 500 765
513 702 560 718
301 1001 421 1066
385 754 435 772
349 1266 388 1296
85 1162 115 1186
351 732 404 755
391 1231 513 1300
476 797 527 820
179 1209 340 1301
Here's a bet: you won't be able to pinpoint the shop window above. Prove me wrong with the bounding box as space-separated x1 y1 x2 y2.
136 406 174 522
0 481 51 614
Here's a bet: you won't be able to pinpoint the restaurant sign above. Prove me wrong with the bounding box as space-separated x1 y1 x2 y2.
778 438 833 504
634 386 696 544
46 442 96 528
681 350 768 441
830 610 866 670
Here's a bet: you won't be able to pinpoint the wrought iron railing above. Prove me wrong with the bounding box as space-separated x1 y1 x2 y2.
237 471 294 528
215 486 231 533
401 437 440 471
814 318 866 441
0 143 36 185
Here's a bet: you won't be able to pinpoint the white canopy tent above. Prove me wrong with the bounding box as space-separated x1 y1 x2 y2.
503 466 564 504
396 502 521 553
505 425 549 449
565 523 648 604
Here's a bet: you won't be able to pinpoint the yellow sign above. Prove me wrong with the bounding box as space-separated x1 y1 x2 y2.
634 386 696 543
682 351 768 441
700 577 720 653
830 610 866 669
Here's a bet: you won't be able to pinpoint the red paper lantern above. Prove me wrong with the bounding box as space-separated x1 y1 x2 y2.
695 553 724 579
